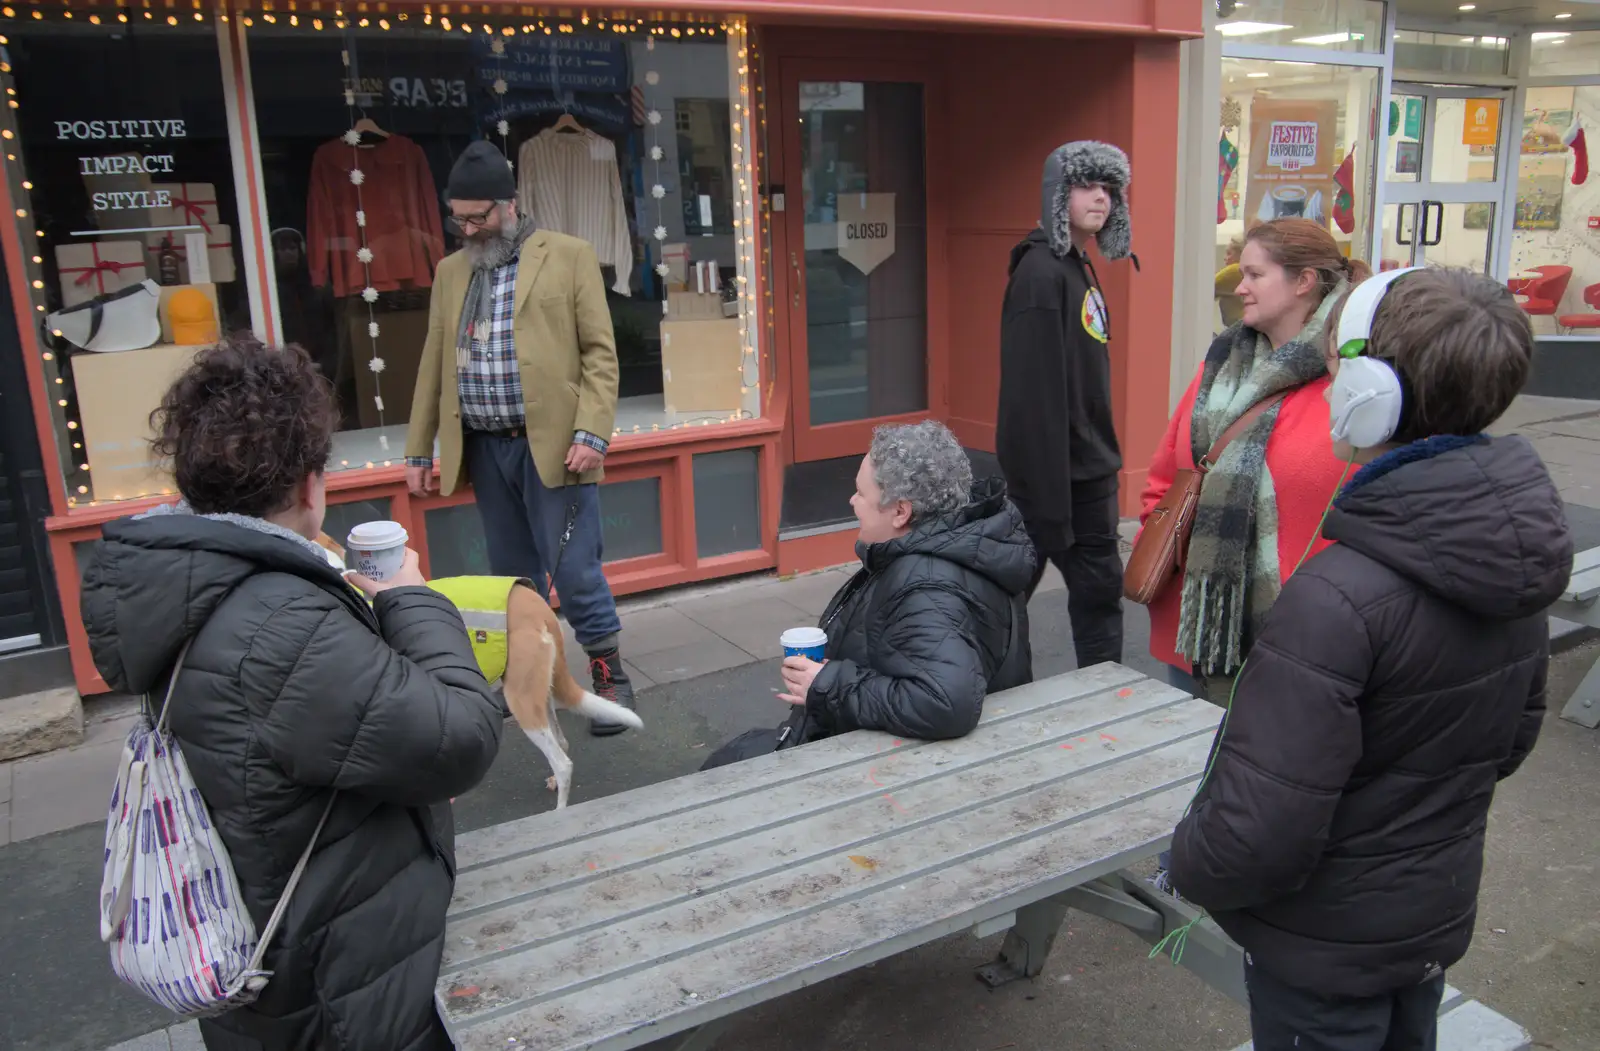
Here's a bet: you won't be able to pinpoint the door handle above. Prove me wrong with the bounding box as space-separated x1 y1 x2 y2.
1395 202 1415 246
1424 200 1445 246
791 251 801 307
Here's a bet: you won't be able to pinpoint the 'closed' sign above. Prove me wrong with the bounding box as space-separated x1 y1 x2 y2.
838 192 897 275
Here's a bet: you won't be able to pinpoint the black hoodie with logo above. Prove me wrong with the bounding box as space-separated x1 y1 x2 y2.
996 229 1121 549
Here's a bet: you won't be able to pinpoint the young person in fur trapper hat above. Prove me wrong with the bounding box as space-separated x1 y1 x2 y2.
996 140 1133 670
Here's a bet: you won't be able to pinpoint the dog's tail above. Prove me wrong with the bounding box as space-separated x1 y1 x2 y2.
552 661 643 729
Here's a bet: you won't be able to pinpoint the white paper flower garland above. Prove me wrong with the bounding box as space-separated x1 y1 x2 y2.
643 36 671 293
341 48 389 451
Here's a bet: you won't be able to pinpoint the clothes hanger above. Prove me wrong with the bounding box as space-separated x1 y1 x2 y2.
552 110 585 134
352 114 390 142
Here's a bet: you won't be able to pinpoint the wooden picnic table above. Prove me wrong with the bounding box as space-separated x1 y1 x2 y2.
436 662 1220 1050
1551 545 1600 728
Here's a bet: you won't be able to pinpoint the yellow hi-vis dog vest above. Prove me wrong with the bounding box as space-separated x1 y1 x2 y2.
424 576 527 686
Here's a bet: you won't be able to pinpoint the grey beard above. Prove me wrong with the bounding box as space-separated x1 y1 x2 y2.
465 213 535 271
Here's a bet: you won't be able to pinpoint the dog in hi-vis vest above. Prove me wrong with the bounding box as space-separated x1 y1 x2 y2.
316 535 642 809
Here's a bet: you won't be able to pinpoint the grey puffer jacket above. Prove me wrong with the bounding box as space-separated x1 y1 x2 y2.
81 508 504 1051
805 477 1036 740
1170 434 1572 998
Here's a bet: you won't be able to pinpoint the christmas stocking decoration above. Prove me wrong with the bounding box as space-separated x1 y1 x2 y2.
1564 118 1589 186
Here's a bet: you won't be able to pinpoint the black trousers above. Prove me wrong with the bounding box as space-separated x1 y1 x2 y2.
1024 478 1124 669
1245 955 1445 1051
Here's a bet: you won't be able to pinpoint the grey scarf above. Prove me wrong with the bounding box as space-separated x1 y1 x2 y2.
1176 285 1343 675
456 213 536 372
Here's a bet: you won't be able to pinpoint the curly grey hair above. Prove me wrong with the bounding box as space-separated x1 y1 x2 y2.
868 420 972 521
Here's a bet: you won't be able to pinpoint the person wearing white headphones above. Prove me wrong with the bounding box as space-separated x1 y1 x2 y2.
1166 267 1573 1051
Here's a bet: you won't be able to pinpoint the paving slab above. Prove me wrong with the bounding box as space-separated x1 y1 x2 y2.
627 634 760 687
769 567 857 617
617 605 724 657
9 736 120 841
0 760 13 805
675 593 817 659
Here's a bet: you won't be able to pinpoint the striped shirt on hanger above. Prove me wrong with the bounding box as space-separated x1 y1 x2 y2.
517 128 634 295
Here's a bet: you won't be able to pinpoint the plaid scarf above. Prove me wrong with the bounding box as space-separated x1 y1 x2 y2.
1176 285 1344 675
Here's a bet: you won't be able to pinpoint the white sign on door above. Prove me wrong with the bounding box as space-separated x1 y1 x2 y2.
838 192 896 276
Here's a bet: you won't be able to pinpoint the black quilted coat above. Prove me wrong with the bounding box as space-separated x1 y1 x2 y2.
81 509 504 1051
805 477 1036 740
1170 435 1571 998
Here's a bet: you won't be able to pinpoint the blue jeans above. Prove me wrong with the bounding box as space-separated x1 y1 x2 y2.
464 432 622 648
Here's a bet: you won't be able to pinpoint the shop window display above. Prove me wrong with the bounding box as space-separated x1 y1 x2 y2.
1509 82 1600 334
244 13 761 473
0 10 248 506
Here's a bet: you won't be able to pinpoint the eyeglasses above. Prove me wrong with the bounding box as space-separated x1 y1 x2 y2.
448 205 499 233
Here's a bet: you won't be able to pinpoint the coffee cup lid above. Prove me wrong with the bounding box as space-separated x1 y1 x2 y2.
780 626 827 646
347 520 408 548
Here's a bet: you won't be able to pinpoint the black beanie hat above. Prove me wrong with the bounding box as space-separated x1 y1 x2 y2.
447 140 515 202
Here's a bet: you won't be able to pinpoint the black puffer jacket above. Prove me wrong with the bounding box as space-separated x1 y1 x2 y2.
1170 435 1572 997
81 509 504 1051
805 477 1036 740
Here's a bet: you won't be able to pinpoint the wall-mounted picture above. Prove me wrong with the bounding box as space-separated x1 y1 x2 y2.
1522 87 1575 156
1395 140 1421 174
1514 154 1567 229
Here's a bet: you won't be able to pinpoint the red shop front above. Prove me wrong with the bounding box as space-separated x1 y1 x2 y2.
0 0 1196 695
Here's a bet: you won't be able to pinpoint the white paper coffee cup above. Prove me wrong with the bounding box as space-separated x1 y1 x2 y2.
346 521 408 582
780 626 828 661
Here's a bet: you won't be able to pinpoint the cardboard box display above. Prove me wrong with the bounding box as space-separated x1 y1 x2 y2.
55 241 149 308
82 152 157 232
661 318 743 415
150 182 222 233
72 341 205 501
665 290 725 322
156 283 220 345
143 226 237 284
661 243 690 291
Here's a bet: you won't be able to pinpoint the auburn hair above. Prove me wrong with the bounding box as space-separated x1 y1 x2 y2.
1244 218 1372 302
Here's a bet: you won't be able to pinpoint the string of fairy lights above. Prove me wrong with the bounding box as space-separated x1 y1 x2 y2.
0 1 774 506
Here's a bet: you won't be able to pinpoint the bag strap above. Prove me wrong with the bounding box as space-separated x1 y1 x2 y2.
1199 390 1290 471
151 638 338 981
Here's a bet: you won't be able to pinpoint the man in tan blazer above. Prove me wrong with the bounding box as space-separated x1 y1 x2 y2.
405 140 634 732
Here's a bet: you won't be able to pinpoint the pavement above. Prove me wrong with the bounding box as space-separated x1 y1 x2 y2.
1 393 1599 1051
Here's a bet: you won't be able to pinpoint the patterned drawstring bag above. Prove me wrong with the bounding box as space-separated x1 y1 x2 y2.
98 638 335 1017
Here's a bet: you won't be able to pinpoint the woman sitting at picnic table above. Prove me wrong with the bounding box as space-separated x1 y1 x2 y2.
705 420 1035 767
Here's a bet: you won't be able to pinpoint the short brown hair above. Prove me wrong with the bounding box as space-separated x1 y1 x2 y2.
1245 218 1373 302
151 337 338 517
1365 268 1532 442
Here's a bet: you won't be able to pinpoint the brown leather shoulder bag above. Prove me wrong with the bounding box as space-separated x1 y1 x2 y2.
1123 391 1288 606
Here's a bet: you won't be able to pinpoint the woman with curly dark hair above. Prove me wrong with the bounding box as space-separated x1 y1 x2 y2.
80 337 503 1051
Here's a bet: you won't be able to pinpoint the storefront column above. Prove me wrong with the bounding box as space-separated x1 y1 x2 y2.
1115 39 1184 516
1169 1 1221 411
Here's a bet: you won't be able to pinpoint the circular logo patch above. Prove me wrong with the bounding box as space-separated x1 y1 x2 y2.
1082 286 1109 344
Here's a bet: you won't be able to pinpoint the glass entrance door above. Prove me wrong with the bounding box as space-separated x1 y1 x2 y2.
1380 85 1512 272
780 66 932 462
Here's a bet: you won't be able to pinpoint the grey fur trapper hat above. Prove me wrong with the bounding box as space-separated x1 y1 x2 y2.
1042 140 1133 263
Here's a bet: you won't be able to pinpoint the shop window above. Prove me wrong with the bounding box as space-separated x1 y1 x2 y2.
1509 85 1600 334
243 14 760 478
1528 30 1600 78
424 474 663 576
0 9 247 507
1392 32 1508 78
692 447 759 557
1215 59 1381 328
1214 0 1383 54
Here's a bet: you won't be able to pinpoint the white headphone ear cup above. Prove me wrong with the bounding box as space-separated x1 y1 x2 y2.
1331 357 1404 449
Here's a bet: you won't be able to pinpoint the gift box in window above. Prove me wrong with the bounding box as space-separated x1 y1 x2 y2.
142 226 237 284
55 240 149 307
150 182 221 233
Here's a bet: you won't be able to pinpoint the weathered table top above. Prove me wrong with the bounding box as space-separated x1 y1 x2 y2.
1557 546 1600 609
437 662 1222 1051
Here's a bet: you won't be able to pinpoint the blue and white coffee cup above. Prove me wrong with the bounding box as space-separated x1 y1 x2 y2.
780 626 827 661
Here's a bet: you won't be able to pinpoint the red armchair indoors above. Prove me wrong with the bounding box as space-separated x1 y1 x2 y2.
1511 265 1573 317
1558 282 1600 334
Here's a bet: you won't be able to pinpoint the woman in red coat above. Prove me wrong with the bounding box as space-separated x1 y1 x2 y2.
1140 219 1368 701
